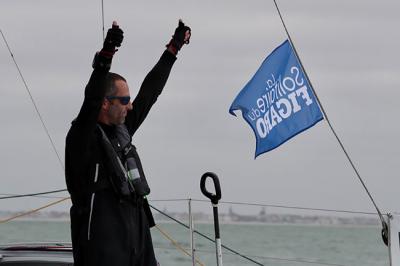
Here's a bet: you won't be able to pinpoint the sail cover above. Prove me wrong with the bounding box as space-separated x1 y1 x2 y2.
229 40 323 157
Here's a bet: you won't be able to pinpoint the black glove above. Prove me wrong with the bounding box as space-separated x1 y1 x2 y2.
102 24 124 55
166 20 191 54
93 23 123 69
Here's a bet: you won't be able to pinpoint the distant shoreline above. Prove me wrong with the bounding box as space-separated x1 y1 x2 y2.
1 215 380 228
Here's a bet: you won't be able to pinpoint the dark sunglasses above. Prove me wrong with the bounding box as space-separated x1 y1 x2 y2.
106 96 131 105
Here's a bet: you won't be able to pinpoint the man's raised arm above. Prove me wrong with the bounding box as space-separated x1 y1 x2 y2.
125 20 191 135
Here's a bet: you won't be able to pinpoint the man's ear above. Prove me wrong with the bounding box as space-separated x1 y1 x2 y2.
101 98 109 111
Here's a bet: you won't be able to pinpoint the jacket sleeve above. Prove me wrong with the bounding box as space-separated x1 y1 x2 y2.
66 55 111 170
125 50 177 136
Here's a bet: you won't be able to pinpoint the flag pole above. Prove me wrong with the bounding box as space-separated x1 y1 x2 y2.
272 0 387 228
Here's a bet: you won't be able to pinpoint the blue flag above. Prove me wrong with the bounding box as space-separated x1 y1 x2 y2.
229 40 323 157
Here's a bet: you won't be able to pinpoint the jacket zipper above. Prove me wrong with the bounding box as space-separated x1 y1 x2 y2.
87 163 99 240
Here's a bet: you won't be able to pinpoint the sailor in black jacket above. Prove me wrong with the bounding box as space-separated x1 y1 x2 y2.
65 20 191 266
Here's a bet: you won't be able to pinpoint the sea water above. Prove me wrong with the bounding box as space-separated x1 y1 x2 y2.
0 221 389 266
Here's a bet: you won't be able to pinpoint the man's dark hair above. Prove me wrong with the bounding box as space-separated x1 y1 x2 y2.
105 72 127 97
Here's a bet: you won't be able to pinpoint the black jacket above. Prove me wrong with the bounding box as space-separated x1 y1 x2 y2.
65 50 176 266
65 50 176 206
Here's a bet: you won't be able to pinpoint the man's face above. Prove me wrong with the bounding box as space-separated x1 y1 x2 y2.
107 80 132 125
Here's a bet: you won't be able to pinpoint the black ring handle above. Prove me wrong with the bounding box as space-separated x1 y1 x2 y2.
200 172 221 205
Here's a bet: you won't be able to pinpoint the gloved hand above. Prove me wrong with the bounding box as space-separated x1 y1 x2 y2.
101 21 124 55
166 19 191 54
93 21 123 69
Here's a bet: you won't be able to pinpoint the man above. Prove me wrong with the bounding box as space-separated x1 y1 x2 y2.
65 20 191 266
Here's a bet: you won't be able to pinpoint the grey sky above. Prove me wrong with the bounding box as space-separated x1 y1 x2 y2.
0 0 399 215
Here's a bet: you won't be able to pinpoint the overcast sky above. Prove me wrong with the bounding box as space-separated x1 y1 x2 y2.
0 0 399 216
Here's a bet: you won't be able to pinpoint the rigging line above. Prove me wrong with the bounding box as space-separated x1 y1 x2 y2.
0 29 65 172
0 197 70 224
149 198 192 202
271 0 385 226
151 204 349 266
101 0 105 41
0 189 67 200
150 204 264 266
242 254 348 266
154 246 348 266
201 250 347 266
191 199 377 216
0 191 381 216
0 193 67 200
155 224 205 266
